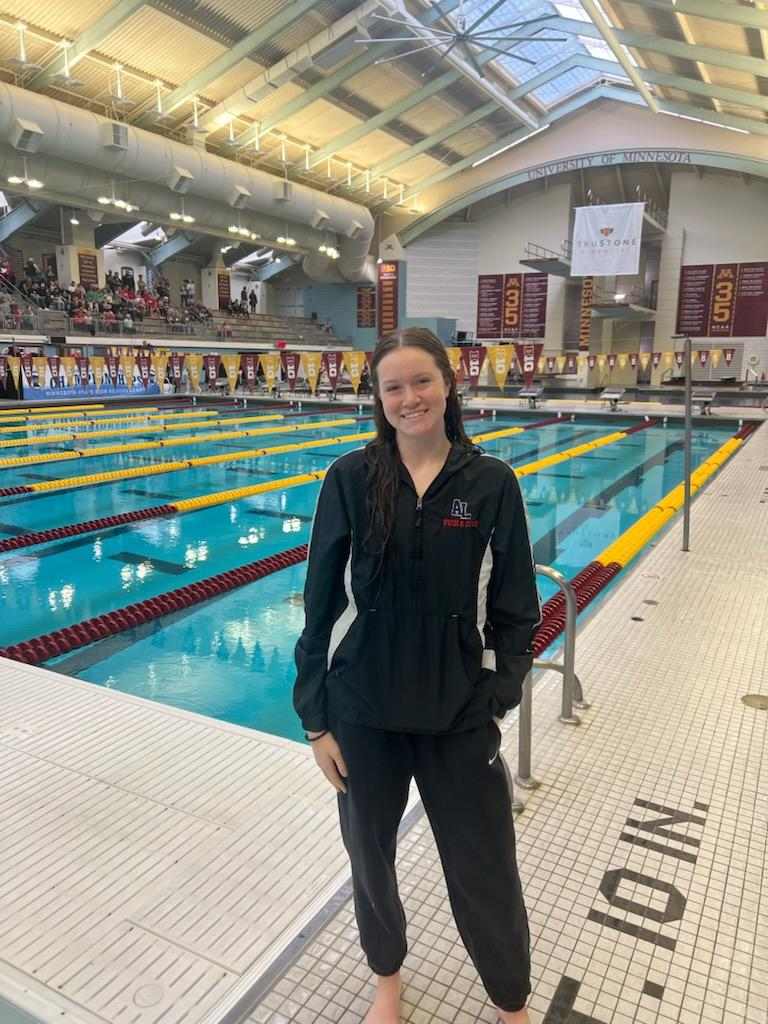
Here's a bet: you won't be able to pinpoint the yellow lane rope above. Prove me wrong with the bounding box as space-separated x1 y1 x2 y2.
0 418 354 470
24 431 375 493
0 404 106 417
0 409 223 434
0 406 155 424
595 434 746 570
0 412 286 449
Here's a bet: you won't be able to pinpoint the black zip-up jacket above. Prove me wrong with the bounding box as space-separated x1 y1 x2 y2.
293 443 541 735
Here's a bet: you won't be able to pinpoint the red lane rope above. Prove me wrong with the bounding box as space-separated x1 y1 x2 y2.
0 544 309 665
0 504 178 553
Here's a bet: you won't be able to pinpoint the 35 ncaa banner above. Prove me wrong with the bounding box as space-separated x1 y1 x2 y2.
571 202 644 277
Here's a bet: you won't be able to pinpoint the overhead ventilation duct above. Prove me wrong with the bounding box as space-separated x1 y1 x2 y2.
10 118 43 153
0 81 374 283
230 185 251 209
311 208 330 230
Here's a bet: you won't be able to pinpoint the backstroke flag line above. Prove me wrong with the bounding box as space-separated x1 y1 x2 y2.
571 202 644 277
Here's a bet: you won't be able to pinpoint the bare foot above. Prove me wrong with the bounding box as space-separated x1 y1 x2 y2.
363 971 401 1023
496 1006 530 1024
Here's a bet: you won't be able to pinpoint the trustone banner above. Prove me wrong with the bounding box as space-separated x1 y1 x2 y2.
259 353 282 393
571 202 644 277
343 351 367 393
301 351 322 395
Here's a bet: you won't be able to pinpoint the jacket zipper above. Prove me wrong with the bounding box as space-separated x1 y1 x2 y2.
415 496 424 577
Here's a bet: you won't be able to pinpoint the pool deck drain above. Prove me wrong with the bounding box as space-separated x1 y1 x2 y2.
0 417 764 1024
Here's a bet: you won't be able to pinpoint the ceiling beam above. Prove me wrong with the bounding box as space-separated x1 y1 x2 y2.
95 221 137 247
549 15 768 77
618 0 768 31
142 0 318 121
579 0 659 112
27 0 146 91
233 0 463 149
146 231 196 267
367 100 498 178
0 200 50 243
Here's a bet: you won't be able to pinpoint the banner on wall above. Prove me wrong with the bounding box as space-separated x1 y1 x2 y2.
477 274 504 339
106 354 119 386
628 352 638 369
75 356 91 387
260 353 282 393
170 353 184 382
60 355 76 388
606 353 617 370
377 261 399 336
476 272 548 339
565 353 577 374
652 351 662 369
186 353 203 391
221 354 240 393
545 356 556 373
579 276 594 350
460 346 486 387
217 271 230 311
488 345 513 390
33 356 47 388
674 351 684 368
242 354 258 385
357 286 376 329
302 351 322 394
571 202 644 277
136 352 151 388
343 351 367 393
0 357 7 387
698 350 709 367
151 353 168 387
282 352 301 391
723 348 735 366
321 351 342 393
676 261 768 337
20 355 33 388
7 356 21 391
91 356 105 389
514 343 543 387
445 347 462 376
587 354 597 370
203 354 219 383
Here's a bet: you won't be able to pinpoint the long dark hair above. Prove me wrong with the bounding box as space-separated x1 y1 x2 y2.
365 327 472 556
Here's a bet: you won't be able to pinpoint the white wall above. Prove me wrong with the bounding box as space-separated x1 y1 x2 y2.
102 247 145 281
404 181 573 348
654 170 768 380
271 284 304 318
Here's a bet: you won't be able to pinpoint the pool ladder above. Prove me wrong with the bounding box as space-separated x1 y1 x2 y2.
509 564 590 815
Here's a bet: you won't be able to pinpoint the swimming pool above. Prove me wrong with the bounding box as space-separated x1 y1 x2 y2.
0 404 739 741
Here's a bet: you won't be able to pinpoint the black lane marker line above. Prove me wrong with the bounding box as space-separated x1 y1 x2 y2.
107 551 190 575
506 428 604 467
0 522 28 535
532 440 683 564
246 509 314 523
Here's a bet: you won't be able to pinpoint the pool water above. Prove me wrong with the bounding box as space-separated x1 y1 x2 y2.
0 406 737 742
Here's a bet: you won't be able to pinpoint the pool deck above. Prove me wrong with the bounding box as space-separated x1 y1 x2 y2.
0 413 765 1024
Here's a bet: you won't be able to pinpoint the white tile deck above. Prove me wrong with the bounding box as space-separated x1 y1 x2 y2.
0 414 765 1024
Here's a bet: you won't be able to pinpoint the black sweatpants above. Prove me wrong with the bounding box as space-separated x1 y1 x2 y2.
333 717 531 1013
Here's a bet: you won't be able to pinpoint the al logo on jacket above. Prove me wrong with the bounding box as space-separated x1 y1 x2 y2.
443 498 479 529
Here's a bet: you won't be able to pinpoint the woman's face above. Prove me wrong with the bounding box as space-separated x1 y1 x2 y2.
376 346 450 442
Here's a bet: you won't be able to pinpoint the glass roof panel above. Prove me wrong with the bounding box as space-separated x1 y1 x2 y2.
450 0 630 106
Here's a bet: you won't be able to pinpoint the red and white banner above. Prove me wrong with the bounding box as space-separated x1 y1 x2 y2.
565 352 577 374
321 351 342 392
606 353 617 370
0 357 6 386
674 351 685 368
652 351 662 369
628 352 638 368
282 352 301 391
460 346 486 387
545 355 556 373
514 342 543 387
75 356 90 386
698 349 710 367
106 355 119 385
137 352 151 387
723 348 735 366
170 353 184 381
587 354 597 370
242 354 258 383
203 354 219 382
47 356 60 387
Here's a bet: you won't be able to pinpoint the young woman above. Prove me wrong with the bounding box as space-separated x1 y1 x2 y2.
294 328 540 1024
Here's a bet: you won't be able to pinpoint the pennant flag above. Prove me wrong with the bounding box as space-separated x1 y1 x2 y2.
488 345 512 390
445 347 462 376
652 351 662 369
260 352 282 393
302 351 322 394
674 351 684 368
7 356 21 391
321 351 342 393
628 352 638 368
170 353 185 382
565 353 577 373
723 348 735 366
618 353 628 369
460 346 486 387
136 352 151 388
151 353 168 387
698 349 709 367
186 353 203 392
282 352 301 391
75 356 90 387
203 354 219 383
106 355 119 386
545 355 556 373
710 349 721 368
639 352 651 371
587 354 597 370
90 355 105 389
33 356 47 388
0 357 6 387
241 353 258 384
514 343 544 387
20 355 34 388
597 354 606 369
343 350 367 394
607 353 617 370
222 354 240 393
556 355 566 373
60 355 76 388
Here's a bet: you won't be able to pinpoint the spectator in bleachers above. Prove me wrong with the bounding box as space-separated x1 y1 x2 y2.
240 285 248 305
249 288 258 314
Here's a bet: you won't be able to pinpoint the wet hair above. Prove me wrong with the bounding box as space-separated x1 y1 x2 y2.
364 327 471 557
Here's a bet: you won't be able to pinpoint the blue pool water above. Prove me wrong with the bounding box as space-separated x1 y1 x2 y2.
0 404 738 741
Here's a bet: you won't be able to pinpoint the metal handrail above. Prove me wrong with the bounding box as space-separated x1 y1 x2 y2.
509 563 590 814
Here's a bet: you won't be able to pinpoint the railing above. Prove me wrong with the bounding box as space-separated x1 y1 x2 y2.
508 564 590 815
523 239 572 263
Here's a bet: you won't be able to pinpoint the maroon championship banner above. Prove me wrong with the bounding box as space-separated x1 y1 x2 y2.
77 251 99 290
477 274 504 339
321 351 342 392
203 354 219 382
75 356 90 386
676 265 714 337
520 273 548 338
708 263 738 337
106 354 119 385
378 261 399 336
136 352 151 388
217 272 230 311
477 273 548 339
677 261 768 337
0 357 6 386
282 352 301 391
733 262 768 336
502 274 522 338
460 346 486 387
169 353 184 381
698 350 709 367
357 286 376 329
241 354 257 384
514 342 543 387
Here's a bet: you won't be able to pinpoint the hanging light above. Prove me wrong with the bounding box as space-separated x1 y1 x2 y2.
69 211 80 225
51 40 83 88
170 198 194 223
6 157 44 190
8 22 42 73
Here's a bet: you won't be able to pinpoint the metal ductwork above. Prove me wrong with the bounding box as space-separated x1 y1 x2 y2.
0 81 375 283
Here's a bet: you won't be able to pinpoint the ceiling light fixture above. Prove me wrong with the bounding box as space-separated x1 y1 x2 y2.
170 198 195 223
8 22 42 73
6 157 44 191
